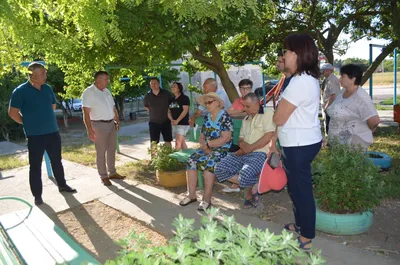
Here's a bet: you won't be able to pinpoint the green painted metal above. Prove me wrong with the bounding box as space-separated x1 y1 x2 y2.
0 197 100 265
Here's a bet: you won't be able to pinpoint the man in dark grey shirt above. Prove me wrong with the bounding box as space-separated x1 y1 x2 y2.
144 77 173 151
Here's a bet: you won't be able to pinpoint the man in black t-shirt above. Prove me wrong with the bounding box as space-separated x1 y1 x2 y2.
144 77 173 151
168 82 190 150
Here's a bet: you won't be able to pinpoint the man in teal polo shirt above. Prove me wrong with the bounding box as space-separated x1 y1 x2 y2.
8 62 76 206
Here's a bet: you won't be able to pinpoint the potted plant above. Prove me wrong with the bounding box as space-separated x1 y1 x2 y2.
151 144 187 188
312 143 385 235
107 208 325 264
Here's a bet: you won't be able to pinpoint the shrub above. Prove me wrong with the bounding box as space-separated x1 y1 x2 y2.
312 143 384 214
106 208 324 265
150 144 186 172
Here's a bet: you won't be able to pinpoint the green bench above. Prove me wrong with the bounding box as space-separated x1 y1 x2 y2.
0 197 100 265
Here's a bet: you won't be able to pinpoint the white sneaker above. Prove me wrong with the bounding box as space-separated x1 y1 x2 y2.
222 187 240 193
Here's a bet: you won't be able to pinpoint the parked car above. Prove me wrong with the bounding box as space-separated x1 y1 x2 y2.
62 98 82 111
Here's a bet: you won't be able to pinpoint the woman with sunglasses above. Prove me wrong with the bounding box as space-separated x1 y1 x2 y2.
271 34 322 251
179 92 233 211
168 82 190 150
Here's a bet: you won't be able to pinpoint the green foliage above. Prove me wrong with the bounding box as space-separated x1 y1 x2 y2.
380 96 400 105
312 143 384 214
0 71 26 141
105 208 325 265
369 126 400 199
150 144 186 172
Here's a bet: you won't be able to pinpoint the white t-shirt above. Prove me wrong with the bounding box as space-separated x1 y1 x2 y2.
278 74 322 147
81 84 115 120
321 73 341 108
198 88 232 112
326 87 378 149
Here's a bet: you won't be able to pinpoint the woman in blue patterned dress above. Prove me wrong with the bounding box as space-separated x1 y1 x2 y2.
179 92 233 211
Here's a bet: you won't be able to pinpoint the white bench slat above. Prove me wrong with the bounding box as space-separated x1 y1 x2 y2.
0 207 99 265
0 211 58 265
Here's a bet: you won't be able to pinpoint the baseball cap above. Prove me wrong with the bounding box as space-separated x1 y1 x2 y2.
320 63 334 71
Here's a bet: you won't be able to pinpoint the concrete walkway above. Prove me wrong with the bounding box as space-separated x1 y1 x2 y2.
0 161 399 265
0 119 399 265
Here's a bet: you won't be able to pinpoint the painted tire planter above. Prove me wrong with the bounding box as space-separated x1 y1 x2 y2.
316 207 373 235
156 169 187 188
365 151 392 170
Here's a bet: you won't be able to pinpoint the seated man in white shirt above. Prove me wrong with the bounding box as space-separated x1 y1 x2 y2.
189 78 231 126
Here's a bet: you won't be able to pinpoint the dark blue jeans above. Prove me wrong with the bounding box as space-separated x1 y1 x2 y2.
27 131 66 198
281 141 322 239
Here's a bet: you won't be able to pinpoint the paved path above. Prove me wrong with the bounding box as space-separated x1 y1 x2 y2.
0 162 399 265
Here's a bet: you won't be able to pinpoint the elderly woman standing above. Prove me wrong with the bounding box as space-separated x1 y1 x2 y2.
327 64 380 150
179 92 233 211
271 34 322 251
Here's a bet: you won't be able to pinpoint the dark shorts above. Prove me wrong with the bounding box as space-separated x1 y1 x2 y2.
149 121 173 143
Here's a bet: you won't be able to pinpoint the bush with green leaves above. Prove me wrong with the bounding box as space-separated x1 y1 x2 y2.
312 143 384 214
150 144 186 172
106 208 324 265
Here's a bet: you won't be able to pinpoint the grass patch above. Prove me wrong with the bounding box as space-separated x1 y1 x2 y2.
0 154 29 170
375 104 394 110
116 161 155 185
380 96 400 105
365 72 396 86
62 144 97 168
119 135 134 142
369 126 400 199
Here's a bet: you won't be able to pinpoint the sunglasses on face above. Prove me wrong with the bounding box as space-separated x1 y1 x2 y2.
205 100 216 106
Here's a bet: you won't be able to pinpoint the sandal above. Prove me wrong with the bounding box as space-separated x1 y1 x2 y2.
197 201 211 211
179 196 197 206
243 198 253 209
297 236 312 252
284 223 301 235
251 192 261 208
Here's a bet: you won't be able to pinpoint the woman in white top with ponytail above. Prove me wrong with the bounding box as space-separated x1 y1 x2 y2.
270 34 322 251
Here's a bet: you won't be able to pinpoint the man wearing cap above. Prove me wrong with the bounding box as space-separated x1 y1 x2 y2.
215 93 275 209
82 71 126 186
189 78 231 126
8 62 76 205
320 63 341 135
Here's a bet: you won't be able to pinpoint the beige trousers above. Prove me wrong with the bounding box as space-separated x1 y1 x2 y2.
91 121 117 179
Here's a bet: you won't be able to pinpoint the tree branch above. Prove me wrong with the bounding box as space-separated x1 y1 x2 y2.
361 40 399 85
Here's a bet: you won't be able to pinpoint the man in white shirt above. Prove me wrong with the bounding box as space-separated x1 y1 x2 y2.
82 71 125 186
320 63 341 135
189 78 231 126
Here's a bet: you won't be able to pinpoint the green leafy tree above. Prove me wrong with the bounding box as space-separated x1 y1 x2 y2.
0 71 26 141
0 0 271 103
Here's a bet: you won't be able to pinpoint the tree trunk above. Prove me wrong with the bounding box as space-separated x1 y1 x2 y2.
115 96 125 120
361 40 399 86
191 42 239 102
62 109 69 128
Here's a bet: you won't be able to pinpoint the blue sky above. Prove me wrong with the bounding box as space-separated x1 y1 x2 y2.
337 37 391 60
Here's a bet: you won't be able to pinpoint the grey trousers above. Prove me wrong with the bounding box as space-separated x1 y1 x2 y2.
91 121 117 179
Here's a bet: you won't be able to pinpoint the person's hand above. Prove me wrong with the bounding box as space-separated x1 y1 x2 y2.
269 141 279 155
235 149 245 156
88 129 96 142
172 120 178 126
239 141 252 154
189 117 195 127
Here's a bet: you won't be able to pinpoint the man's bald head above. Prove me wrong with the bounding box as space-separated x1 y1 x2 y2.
203 78 218 93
